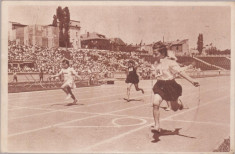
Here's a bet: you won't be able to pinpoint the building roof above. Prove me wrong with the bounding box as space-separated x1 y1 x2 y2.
70 20 80 23
110 38 126 45
81 32 108 41
166 39 188 46
9 21 27 27
70 20 81 28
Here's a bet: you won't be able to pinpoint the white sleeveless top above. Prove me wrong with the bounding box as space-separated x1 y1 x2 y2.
59 67 77 81
153 57 182 80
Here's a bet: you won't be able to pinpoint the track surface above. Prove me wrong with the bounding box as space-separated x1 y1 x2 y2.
8 76 230 153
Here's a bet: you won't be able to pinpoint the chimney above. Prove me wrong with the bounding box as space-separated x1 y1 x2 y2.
87 32 89 37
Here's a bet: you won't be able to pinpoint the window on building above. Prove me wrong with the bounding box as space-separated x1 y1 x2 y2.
76 32 78 36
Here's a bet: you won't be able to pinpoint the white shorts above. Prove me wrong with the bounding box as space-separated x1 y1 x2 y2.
61 79 76 89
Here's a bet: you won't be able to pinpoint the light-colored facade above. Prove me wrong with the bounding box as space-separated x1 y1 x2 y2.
8 21 27 41
168 39 189 56
140 44 153 54
69 20 81 49
8 22 59 48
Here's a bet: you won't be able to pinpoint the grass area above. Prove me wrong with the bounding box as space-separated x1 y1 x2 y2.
213 137 230 152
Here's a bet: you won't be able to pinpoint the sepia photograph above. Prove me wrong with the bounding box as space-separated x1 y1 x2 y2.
1 1 234 153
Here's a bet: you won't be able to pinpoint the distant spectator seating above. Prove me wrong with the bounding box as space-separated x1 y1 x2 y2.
177 56 218 70
9 41 230 80
196 57 230 70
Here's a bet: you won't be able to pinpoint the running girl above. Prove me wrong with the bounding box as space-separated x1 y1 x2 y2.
151 45 199 132
123 60 144 102
48 59 82 104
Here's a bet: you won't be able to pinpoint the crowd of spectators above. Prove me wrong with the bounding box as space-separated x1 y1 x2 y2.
8 42 153 79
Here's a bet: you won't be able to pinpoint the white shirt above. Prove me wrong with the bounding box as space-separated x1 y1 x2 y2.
59 67 77 81
153 57 182 80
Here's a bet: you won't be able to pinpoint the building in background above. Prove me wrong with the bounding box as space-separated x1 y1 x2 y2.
149 39 189 56
8 21 27 42
166 39 189 56
139 44 154 54
8 22 59 48
109 38 126 51
81 32 111 50
69 20 81 49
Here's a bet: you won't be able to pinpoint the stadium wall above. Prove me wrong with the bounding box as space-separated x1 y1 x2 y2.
8 70 230 83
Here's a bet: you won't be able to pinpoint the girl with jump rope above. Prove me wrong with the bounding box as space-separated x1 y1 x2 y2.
150 44 200 132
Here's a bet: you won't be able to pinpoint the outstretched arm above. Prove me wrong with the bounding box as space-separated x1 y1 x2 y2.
49 70 62 78
120 63 127 69
135 63 142 68
72 69 83 80
169 60 199 87
178 71 200 87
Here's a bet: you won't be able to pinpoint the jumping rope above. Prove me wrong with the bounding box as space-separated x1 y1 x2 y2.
183 83 201 132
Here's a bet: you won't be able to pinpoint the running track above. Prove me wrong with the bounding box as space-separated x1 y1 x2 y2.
7 76 230 152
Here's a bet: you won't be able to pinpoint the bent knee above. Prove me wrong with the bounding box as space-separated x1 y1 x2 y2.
170 101 179 111
153 94 162 107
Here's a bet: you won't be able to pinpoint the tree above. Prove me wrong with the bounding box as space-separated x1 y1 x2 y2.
197 33 203 54
63 7 70 48
56 6 70 47
52 15 57 27
57 6 64 47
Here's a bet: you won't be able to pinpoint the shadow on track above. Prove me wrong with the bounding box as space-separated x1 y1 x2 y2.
50 103 84 107
123 98 144 102
151 128 196 143
65 103 85 106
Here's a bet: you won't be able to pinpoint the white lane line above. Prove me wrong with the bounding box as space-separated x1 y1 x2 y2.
60 117 147 128
8 84 204 120
8 89 152 111
60 126 119 128
8 85 126 100
8 84 154 104
164 119 230 127
112 117 147 127
81 95 229 151
8 84 153 99
8 86 227 120
8 86 228 136
7 85 200 111
8 84 126 96
8 94 150 120
8 99 151 137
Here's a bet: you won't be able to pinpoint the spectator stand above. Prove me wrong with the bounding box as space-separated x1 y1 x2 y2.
23 73 45 89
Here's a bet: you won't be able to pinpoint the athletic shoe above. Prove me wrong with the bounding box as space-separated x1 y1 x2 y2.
65 94 71 100
73 99 78 104
165 107 171 111
151 127 161 133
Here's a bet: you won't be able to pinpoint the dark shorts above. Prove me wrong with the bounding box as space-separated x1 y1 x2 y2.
125 74 139 84
152 79 182 101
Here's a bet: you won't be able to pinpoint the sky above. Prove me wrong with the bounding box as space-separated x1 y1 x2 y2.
8 5 231 50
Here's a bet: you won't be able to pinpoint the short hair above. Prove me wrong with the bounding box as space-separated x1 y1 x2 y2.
158 46 168 57
62 59 69 65
153 43 168 57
